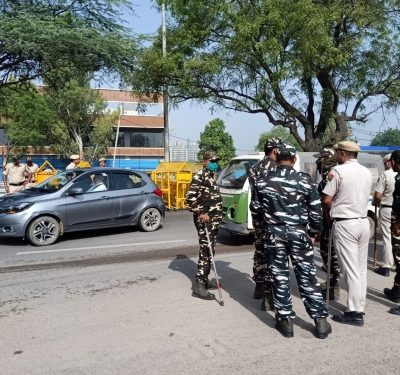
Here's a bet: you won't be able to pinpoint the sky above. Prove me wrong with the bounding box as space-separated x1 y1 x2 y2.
123 1 399 152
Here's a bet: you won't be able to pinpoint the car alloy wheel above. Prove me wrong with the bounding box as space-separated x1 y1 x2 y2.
139 208 162 232
27 216 61 246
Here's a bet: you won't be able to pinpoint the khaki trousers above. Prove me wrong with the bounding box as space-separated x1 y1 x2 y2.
333 218 370 312
379 207 394 268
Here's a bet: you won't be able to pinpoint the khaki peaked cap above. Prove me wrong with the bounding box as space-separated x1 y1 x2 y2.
334 141 360 153
383 153 392 161
70 154 80 160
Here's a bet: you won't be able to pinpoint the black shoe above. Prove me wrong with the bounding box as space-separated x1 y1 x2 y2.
383 288 400 303
253 284 264 300
374 267 390 277
332 311 364 326
389 306 400 315
314 317 332 339
275 318 294 338
192 281 215 300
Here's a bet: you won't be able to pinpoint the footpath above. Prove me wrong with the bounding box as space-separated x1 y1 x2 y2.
0 244 399 375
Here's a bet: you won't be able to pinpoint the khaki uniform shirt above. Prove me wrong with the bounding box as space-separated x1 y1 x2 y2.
323 159 373 218
374 168 396 206
3 163 30 184
27 163 39 181
66 162 76 170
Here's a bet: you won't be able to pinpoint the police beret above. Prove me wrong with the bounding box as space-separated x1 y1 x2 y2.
276 142 297 157
202 151 219 161
334 141 360 153
264 138 282 149
313 147 335 159
70 154 80 160
383 153 392 161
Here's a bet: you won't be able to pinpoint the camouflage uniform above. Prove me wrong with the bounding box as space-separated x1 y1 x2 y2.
251 144 328 321
388 172 400 297
315 149 341 295
249 155 278 291
186 165 223 284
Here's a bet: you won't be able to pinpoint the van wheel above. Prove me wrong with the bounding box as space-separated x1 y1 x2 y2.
27 216 61 246
139 208 162 232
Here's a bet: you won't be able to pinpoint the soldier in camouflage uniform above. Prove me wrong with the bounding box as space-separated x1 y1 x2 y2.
250 143 331 339
384 150 400 315
186 151 223 300
314 148 341 300
248 138 281 304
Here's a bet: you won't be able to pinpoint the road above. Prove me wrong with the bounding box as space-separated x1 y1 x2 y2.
0 210 253 270
1 210 399 374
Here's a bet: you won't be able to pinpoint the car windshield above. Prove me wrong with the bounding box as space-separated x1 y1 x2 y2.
217 159 258 188
32 170 86 192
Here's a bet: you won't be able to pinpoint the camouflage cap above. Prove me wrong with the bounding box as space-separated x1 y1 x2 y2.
276 142 297 157
264 137 282 149
202 151 219 161
313 147 335 159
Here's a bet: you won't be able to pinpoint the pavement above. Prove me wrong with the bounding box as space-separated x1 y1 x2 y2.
1 245 399 375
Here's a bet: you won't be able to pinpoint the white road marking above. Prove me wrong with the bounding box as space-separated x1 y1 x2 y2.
16 239 188 256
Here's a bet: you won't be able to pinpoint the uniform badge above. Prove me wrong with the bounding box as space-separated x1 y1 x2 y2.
327 173 334 181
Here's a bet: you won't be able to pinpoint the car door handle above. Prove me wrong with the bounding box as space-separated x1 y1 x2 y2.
101 196 110 200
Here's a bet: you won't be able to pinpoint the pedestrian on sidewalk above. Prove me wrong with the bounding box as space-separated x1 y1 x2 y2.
186 151 223 301
322 141 373 326
373 153 396 277
251 142 331 339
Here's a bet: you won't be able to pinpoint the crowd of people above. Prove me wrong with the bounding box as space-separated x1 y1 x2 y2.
186 140 400 340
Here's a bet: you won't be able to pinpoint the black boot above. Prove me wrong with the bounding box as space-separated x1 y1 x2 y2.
275 318 294 338
314 317 332 339
253 283 264 299
383 287 400 303
332 311 364 326
192 281 215 300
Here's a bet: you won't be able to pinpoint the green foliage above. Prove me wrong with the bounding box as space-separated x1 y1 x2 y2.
370 128 400 146
0 0 137 88
255 126 302 152
198 118 235 167
131 0 400 151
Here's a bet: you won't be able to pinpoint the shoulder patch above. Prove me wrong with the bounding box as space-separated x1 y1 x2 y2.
327 173 334 181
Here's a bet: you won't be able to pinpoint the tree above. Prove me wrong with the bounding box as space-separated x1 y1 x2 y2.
370 128 400 146
130 0 400 151
198 118 235 167
255 126 302 152
0 0 137 88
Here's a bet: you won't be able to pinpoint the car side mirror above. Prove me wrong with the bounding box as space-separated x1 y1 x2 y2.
67 187 84 196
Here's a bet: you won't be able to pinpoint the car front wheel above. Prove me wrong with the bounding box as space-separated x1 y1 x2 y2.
139 208 163 232
27 216 61 246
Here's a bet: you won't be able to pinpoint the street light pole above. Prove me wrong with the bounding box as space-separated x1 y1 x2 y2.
112 103 124 167
162 1 170 162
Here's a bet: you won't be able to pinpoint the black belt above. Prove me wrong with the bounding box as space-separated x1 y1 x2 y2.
334 217 367 222
9 182 24 186
381 205 392 208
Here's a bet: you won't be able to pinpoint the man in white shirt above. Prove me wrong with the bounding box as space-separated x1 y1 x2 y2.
322 141 373 326
373 153 396 276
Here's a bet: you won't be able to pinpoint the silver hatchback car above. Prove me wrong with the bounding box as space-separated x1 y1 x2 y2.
0 168 165 246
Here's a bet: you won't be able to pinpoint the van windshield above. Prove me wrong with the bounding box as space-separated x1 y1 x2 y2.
217 159 258 188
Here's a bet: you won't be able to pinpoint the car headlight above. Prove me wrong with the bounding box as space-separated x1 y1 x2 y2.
0 202 34 214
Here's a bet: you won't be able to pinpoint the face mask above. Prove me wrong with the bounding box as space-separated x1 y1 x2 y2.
207 161 218 172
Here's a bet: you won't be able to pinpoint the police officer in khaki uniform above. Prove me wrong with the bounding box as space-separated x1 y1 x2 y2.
2 155 32 194
25 156 39 188
374 153 396 276
66 155 80 170
98 157 107 167
322 141 373 326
